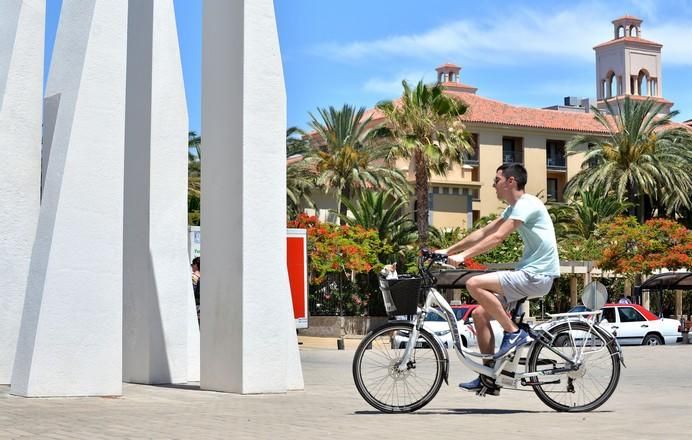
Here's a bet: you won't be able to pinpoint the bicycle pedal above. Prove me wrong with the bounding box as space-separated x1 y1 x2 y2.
475 386 500 397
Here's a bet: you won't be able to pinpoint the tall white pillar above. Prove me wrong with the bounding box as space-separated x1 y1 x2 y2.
201 0 303 393
11 0 128 397
0 0 43 385
123 0 199 385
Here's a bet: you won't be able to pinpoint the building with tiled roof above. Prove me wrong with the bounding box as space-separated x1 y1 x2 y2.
308 16 679 229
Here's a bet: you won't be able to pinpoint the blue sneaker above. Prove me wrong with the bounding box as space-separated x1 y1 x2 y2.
459 376 500 396
494 329 533 359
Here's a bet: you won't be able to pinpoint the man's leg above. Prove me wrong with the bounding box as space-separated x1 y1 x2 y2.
470 306 495 355
460 305 500 395
465 273 518 333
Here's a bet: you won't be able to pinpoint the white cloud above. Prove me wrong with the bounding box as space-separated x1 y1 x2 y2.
362 71 429 95
646 24 692 65
315 2 692 66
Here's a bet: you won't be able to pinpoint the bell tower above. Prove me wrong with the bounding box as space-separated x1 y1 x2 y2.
593 16 672 114
435 63 477 94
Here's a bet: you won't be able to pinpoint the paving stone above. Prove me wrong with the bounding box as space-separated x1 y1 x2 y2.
0 343 689 439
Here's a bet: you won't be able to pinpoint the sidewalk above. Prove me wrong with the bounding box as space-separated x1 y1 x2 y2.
298 335 362 350
1 344 691 439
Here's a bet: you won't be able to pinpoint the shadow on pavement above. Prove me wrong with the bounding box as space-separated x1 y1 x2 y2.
146 383 201 391
355 407 612 415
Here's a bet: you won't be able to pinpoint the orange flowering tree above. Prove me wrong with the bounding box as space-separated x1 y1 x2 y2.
288 213 392 315
598 216 692 278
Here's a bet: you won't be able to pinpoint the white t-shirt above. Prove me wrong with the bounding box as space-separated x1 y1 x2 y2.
501 194 560 277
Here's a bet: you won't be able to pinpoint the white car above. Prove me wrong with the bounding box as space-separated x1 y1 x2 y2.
598 303 682 345
394 307 504 350
536 303 682 346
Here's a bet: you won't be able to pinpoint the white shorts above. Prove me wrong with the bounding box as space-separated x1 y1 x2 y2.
497 270 554 306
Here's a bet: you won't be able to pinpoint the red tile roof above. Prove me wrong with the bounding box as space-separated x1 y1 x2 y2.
612 15 642 23
363 91 687 135
365 92 609 134
364 92 610 134
445 91 610 134
593 36 661 49
602 94 673 105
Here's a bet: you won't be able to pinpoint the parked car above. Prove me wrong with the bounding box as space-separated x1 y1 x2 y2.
394 305 504 350
450 304 504 350
563 303 682 345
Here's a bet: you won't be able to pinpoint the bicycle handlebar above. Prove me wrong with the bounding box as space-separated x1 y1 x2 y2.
419 248 464 268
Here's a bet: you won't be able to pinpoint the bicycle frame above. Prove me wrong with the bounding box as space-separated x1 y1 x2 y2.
396 285 623 389
397 285 511 381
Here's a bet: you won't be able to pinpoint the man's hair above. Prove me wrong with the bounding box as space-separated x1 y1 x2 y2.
192 257 200 268
497 163 527 190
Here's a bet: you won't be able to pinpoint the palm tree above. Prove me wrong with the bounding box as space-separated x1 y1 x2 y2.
338 190 417 264
427 225 466 250
565 97 692 222
286 127 317 218
309 104 409 222
549 188 632 240
377 80 473 244
286 126 311 157
188 131 201 225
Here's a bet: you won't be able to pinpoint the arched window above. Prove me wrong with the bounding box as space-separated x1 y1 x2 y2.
618 26 625 38
607 71 616 98
630 26 639 37
637 70 650 96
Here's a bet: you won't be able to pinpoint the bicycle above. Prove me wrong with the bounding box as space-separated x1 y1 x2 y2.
352 250 624 413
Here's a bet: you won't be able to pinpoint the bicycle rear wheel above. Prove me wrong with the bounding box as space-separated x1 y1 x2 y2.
352 322 445 413
528 321 620 412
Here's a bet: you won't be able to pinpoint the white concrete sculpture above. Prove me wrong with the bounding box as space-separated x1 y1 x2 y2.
201 0 304 393
0 0 44 385
11 0 128 397
123 0 200 385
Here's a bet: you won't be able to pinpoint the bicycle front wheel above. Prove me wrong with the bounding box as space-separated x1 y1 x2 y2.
528 321 620 412
352 322 445 413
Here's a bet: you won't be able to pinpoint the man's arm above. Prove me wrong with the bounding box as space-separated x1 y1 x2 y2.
447 218 522 266
438 217 505 255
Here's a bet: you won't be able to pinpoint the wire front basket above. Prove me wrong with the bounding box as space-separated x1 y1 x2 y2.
378 276 422 318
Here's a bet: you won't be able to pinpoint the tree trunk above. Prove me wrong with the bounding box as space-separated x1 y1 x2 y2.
339 186 351 224
414 150 429 245
626 181 642 223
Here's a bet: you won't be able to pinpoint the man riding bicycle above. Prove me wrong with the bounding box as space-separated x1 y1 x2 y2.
436 163 560 394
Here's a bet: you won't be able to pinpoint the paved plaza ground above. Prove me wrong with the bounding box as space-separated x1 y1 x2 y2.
1 338 690 439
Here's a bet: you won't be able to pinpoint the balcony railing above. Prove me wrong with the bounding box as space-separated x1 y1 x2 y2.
547 156 566 169
503 152 523 163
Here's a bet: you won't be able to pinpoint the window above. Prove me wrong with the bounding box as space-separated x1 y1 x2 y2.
547 178 558 201
464 133 480 164
454 307 470 321
607 71 616 98
602 307 616 323
637 70 650 96
425 310 447 322
586 143 599 168
618 307 646 323
502 137 523 163
546 140 566 168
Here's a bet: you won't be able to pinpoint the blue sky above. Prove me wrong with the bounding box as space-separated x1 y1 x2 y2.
45 0 692 133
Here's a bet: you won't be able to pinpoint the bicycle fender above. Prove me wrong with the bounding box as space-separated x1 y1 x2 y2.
533 319 625 367
424 328 450 385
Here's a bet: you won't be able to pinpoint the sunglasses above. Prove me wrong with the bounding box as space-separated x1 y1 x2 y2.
493 176 513 186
